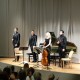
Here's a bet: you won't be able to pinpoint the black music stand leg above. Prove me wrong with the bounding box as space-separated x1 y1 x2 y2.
19 47 28 65
20 50 28 64
33 50 41 68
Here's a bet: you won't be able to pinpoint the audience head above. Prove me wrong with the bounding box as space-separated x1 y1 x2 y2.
10 72 18 80
27 67 35 77
33 72 42 80
10 65 15 73
18 69 26 80
48 73 55 80
3 66 11 76
23 63 29 69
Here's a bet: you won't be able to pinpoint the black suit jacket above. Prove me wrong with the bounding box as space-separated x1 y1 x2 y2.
28 34 37 46
57 35 67 49
12 32 20 48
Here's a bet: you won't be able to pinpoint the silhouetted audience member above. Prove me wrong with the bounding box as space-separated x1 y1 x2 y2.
18 69 26 80
24 63 29 69
10 65 15 73
26 67 35 80
33 72 42 80
10 72 18 80
3 66 11 78
23 63 29 76
48 73 55 80
0 72 9 80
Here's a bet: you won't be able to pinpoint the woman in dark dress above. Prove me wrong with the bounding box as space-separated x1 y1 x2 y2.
43 32 51 66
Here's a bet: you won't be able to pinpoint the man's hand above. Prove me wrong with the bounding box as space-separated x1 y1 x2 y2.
33 46 36 49
57 41 60 44
15 44 17 46
62 49 65 52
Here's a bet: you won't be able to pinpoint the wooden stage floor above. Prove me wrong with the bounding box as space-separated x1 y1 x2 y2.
0 58 80 75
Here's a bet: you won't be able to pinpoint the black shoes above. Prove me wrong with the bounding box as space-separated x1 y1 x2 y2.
13 59 16 62
12 58 19 62
32 60 37 62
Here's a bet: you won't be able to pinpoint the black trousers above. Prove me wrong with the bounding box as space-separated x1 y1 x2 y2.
58 48 66 59
58 48 67 67
30 45 37 61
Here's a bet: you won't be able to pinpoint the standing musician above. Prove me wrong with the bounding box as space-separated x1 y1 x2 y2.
57 30 67 62
28 30 37 62
42 32 51 66
12 28 20 61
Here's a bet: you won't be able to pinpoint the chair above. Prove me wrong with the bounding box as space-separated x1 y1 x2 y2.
14 48 23 61
61 50 74 68
27 53 33 62
50 53 60 66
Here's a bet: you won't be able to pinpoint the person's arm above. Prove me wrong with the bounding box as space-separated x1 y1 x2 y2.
28 37 30 46
12 33 14 41
35 35 37 45
63 37 67 48
35 35 37 42
33 35 37 46
44 38 51 48
57 37 60 44
62 36 67 51
17 33 20 44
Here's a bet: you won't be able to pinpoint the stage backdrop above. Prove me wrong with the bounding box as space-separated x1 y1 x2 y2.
0 0 80 63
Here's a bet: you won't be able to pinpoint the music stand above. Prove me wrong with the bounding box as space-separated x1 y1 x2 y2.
19 47 28 64
33 47 42 68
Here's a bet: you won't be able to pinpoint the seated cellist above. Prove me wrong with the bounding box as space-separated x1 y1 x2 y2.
42 32 51 66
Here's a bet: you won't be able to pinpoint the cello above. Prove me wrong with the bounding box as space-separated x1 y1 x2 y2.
41 42 48 66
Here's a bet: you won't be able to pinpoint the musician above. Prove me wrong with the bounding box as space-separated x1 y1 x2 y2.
43 32 51 65
57 30 67 59
12 28 20 61
28 30 37 62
